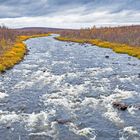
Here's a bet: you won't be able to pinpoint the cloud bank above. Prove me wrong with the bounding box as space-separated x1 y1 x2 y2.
0 0 139 28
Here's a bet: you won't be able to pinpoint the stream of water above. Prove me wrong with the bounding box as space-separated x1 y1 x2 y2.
0 35 140 140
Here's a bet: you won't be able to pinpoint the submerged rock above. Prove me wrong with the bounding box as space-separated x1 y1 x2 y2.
127 63 137 66
113 102 140 111
26 49 30 55
55 119 71 124
6 124 11 129
112 102 128 111
105 55 109 58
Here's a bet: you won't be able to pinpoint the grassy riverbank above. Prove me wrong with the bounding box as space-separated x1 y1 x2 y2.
0 34 50 72
57 25 140 59
56 36 140 59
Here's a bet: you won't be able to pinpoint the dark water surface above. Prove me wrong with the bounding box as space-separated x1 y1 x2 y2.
0 35 140 140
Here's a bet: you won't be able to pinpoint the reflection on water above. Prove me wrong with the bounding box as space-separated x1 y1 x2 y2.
0 35 140 140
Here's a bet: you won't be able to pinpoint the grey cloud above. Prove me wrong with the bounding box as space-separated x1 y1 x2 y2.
0 0 93 18
0 0 139 28
0 0 139 18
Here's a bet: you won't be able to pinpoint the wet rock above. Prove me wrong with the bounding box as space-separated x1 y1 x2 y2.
127 63 137 66
6 124 11 129
105 55 109 58
112 62 119 64
66 83 70 87
19 104 27 112
55 119 71 124
132 63 137 66
72 98 82 103
75 99 82 103
112 102 128 111
49 96 60 99
0 89 6 93
137 106 140 110
50 90 62 94
0 70 6 74
26 49 30 55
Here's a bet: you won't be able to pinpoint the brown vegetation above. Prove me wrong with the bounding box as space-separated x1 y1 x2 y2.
0 26 17 54
57 25 140 59
59 25 140 47
0 26 50 72
0 26 52 54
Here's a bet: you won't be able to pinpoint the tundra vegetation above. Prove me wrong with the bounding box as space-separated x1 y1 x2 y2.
0 26 50 72
0 25 140 72
57 25 140 59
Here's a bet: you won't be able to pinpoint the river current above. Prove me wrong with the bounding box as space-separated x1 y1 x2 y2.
0 35 140 140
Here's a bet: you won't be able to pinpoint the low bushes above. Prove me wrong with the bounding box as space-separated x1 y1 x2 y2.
0 34 50 72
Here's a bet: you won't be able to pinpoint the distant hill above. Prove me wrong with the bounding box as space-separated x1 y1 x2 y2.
15 27 77 33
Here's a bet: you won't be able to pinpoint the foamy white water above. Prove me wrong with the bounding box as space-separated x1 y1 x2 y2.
0 92 8 99
0 35 140 140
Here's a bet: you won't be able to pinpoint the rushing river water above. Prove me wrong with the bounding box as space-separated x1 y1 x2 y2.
0 35 140 140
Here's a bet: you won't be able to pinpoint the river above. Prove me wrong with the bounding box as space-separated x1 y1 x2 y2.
0 35 140 140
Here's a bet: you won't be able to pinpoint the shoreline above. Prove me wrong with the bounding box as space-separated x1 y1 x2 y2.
55 36 140 59
0 34 50 72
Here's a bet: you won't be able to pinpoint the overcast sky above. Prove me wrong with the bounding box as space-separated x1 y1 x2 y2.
0 0 140 29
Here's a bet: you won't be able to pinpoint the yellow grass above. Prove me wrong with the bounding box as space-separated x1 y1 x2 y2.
56 36 140 59
0 34 50 72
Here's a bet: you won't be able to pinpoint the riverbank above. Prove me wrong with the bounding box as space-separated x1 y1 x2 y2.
0 34 50 72
56 36 140 59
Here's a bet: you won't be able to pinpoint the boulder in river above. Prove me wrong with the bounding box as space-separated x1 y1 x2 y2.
138 73 140 78
55 119 71 124
6 124 11 129
105 55 109 58
112 102 128 111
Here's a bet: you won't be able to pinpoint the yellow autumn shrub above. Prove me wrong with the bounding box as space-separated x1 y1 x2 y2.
0 33 50 72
